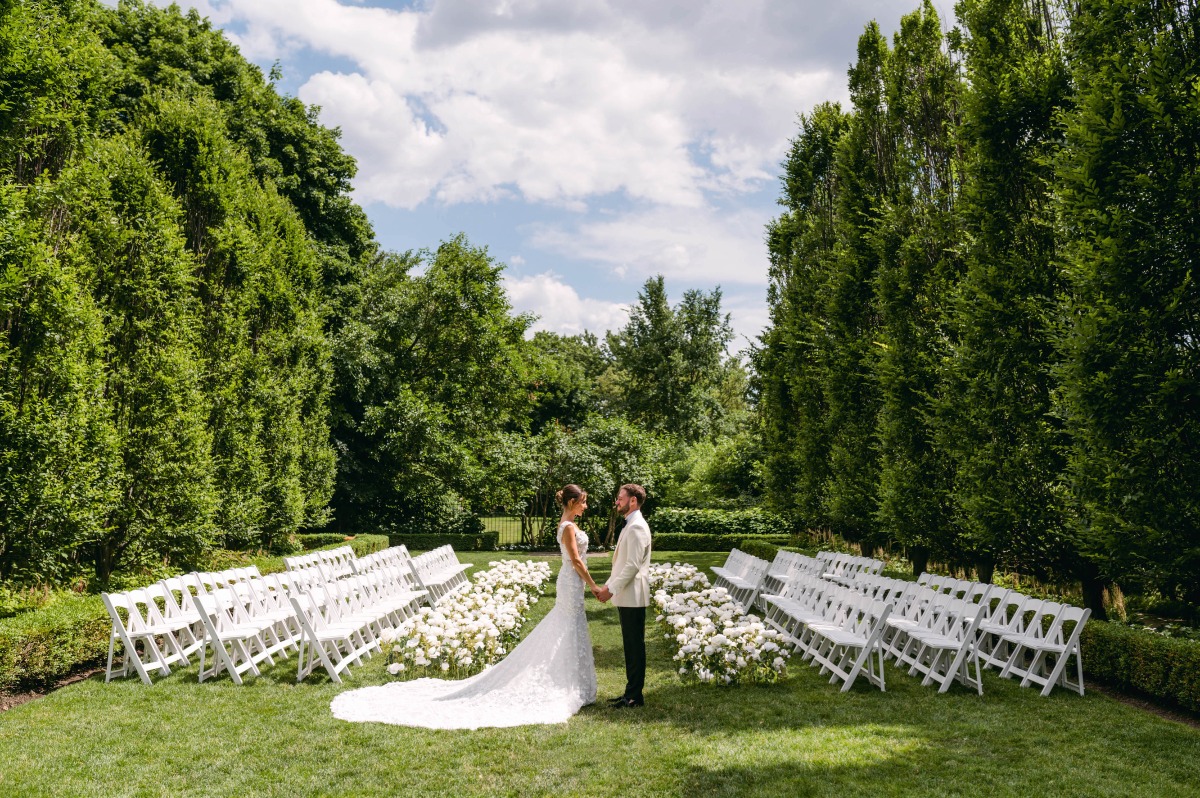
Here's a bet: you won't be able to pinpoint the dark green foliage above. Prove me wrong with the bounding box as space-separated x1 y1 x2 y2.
345 534 389 557
820 24 890 550
296 534 349 551
328 236 531 535
940 0 1073 587
387 532 498 553
650 533 791 552
606 276 735 442
0 0 346 585
872 2 962 565
0 592 108 691
650 508 790 538
1055 0 1200 606
1082 621 1200 713
738 539 782 562
755 102 848 528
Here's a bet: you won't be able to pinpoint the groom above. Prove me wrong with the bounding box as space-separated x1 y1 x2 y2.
594 483 651 708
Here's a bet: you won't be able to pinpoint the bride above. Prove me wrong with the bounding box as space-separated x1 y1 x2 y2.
331 484 600 729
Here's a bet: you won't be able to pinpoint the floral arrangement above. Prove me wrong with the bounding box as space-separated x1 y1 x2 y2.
648 561 711 594
652 563 789 686
384 559 551 679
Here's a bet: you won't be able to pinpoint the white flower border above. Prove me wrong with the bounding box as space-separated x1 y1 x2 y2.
384 559 551 679
652 562 790 686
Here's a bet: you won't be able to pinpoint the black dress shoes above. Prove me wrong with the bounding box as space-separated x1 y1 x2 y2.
611 697 644 708
607 696 628 706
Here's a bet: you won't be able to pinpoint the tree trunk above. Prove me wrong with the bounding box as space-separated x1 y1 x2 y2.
975 555 995 586
1079 560 1109 622
909 545 929 578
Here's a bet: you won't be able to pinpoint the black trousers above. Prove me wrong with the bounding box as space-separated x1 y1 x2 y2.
618 605 646 700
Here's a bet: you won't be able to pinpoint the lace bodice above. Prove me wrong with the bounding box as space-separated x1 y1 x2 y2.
555 521 588 606
330 523 598 729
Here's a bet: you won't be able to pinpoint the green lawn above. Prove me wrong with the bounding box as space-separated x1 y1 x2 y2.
1 551 1198 798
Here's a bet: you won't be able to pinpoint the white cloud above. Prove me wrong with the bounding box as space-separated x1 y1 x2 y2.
180 0 841 210
527 203 771 287
503 273 630 337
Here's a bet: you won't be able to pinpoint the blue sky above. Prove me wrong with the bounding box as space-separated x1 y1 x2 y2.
143 0 955 351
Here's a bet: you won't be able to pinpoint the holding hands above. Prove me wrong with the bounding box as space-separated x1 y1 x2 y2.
591 584 612 603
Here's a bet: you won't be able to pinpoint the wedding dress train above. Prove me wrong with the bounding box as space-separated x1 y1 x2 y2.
330 523 597 729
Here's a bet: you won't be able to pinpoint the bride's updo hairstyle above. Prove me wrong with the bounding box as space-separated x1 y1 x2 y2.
555 484 586 508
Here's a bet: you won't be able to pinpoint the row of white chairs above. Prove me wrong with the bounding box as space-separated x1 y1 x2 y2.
713 549 886 613
283 545 358 581
711 549 773 609
285 543 474 608
407 545 474 605
816 552 885 586
758 550 827 599
760 576 894 692
859 571 1091 695
758 561 1092 696
103 546 462 685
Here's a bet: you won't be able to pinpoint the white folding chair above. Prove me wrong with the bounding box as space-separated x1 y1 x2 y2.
1000 603 1091 696
102 590 190 685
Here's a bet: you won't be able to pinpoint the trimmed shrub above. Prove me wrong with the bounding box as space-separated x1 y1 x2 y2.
388 532 498 552
1082 621 1200 713
347 534 389 556
298 533 352 550
739 539 782 561
0 593 109 692
651 508 790 538
652 533 791 552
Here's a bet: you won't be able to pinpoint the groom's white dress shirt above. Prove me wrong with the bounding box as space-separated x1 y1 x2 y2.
606 509 652 607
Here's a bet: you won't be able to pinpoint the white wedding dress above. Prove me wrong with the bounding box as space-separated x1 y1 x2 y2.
330 522 598 729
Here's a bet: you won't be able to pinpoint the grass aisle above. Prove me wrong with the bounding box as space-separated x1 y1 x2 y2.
1 551 1198 797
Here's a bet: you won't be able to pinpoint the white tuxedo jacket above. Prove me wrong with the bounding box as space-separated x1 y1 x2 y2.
606 510 652 607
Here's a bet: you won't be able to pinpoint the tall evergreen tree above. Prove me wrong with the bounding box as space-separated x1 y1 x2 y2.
940 0 1073 587
756 102 849 526
606 275 734 443
822 24 890 552
872 1 963 575
1056 0 1200 608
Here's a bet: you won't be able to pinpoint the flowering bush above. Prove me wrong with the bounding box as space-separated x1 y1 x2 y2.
652 564 789 686
385 559 551 679
648 562 711 594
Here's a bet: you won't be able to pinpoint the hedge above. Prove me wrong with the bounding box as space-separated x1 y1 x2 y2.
738 539 783 561
651 507 790 538
387 532 498 552
1082 620 1200 713
651 533 791 552
297 533 351 550
346 534 390 557
0 593 110 692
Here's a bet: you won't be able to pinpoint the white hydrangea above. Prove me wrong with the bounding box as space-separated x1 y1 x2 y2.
651 564 790 687
386 559 551 680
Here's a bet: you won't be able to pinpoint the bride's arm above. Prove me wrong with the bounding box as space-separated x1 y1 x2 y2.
561 524 598 591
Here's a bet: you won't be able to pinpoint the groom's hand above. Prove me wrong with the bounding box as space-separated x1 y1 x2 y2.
594 586 612 602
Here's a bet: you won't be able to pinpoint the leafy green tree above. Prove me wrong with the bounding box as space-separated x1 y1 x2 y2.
872 1 963 575
820 24 890 554
1055 0 1200 610
938 0 1072 585
137 90 337 551
0 182 118 584
0 0 113 183
755 102 849 528
329 236 532 534
54 133 219 585
525 330 609 432
606 275 735 442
